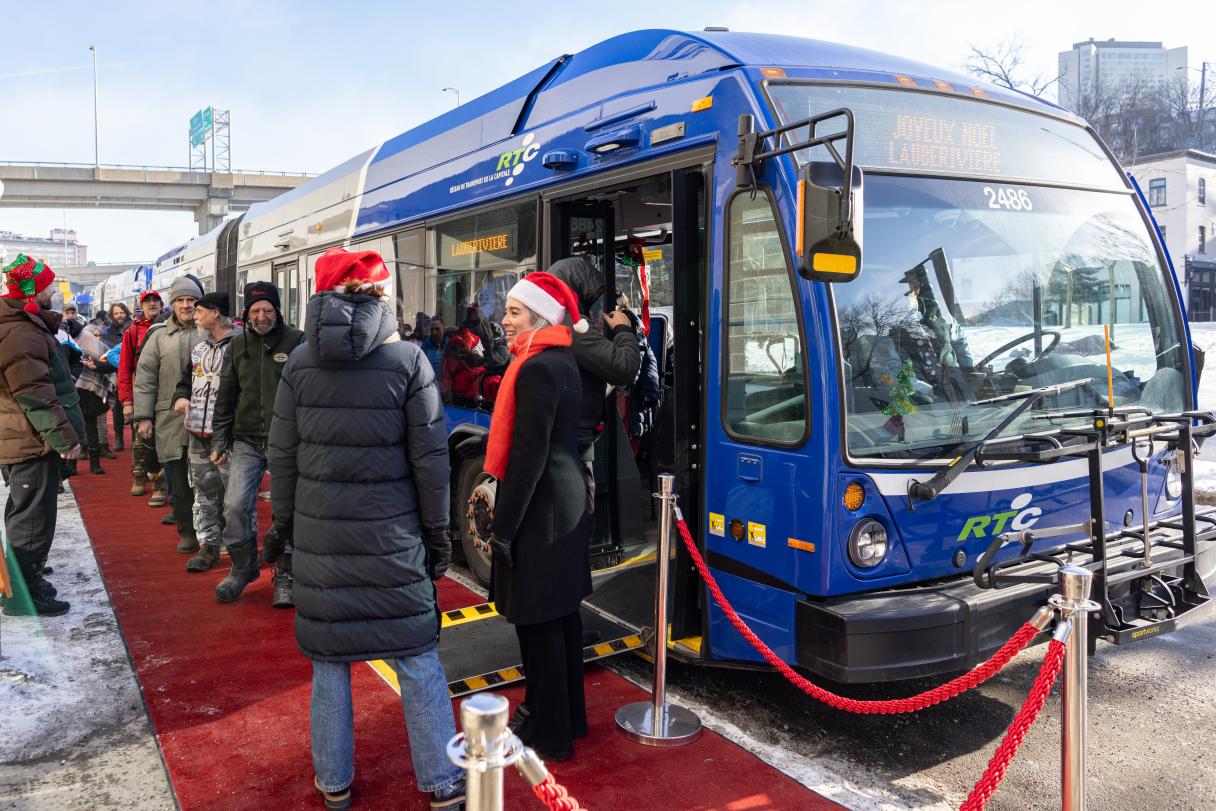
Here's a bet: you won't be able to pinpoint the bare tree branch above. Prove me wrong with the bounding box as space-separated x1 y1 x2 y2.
964 38 1059 97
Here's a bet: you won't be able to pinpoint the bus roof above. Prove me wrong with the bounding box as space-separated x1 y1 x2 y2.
240 29 1069 240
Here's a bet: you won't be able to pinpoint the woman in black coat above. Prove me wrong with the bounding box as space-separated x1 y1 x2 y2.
486 271 590 761
266 248 465 810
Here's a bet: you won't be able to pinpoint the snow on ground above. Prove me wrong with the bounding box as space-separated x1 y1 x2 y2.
0 479 173 809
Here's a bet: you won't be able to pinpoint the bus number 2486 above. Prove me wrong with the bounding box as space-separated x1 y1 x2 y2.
983 186 1033 211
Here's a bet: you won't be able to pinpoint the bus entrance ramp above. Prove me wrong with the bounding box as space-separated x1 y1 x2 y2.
438 552 655 697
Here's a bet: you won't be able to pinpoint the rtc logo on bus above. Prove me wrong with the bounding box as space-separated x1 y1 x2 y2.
447 133 544 195
956 492 1042 541
498 133 541 187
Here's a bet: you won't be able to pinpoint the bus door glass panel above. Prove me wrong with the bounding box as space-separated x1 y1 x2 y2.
723 192 807 444
393 228 434 329
432 200 536 408
273 260 298 327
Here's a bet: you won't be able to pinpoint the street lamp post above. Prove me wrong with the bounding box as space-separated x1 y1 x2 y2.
89 45 99 167
442 87 461 108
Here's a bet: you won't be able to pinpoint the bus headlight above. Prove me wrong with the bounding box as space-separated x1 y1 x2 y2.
1165 457 1183 500
848 519 889 568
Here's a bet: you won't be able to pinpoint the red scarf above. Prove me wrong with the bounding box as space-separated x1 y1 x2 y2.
484 325 571 479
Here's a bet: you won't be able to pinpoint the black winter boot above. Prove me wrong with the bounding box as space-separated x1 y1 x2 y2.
186 544 221 573
89 450 105 475
271 554 293 609
214 540 260 603
176 533 199 553
100 443 117 460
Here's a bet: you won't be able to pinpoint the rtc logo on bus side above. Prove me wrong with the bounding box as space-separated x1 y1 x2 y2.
957 493 1042 541
497 133 541 187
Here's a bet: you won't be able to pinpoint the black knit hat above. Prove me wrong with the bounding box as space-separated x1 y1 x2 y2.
243 281 282 321
196 291 230 317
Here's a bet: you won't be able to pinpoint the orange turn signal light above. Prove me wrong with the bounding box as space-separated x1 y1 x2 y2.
843 482 865 512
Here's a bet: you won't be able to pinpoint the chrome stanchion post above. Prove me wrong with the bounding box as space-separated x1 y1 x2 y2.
615 473 702 746
1049 565 1101 811
447 692 515 811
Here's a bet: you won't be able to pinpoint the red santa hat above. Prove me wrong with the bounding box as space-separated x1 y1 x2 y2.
314 247 391 293
3 254 56 314
506 271 588 333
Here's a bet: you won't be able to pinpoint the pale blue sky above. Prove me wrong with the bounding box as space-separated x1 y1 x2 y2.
0 0 1208 262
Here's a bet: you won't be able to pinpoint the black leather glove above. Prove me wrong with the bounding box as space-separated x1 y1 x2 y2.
490 535 514 569
422 525 452 580
262 518 293 564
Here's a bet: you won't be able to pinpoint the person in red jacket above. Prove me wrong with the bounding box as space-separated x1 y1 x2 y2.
118 290 165 500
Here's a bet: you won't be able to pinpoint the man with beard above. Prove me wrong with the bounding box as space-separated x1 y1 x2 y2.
133 277 204 553
210 282 304 605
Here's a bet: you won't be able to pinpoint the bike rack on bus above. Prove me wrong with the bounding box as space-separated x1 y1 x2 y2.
971 408 1216 647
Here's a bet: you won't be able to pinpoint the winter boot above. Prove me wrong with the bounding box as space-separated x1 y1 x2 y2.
271 554 293 609
2 577 69 617
89 449 105 475
186 544 221 573
99 443 117 460
112 435 124 452
176 533 199 554
147 472 167 507
214 540 260 603
130 476 146 496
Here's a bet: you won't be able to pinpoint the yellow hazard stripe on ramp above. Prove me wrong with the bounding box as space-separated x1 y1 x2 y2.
441 602 498 628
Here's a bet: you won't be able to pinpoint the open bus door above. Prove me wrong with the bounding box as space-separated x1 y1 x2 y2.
435 166 708 697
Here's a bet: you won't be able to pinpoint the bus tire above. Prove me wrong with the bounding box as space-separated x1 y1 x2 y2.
455 454 495 587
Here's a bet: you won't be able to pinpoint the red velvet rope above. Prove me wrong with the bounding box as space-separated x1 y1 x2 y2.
959 638 1068 810
532 773 589 811
674 516 1042 714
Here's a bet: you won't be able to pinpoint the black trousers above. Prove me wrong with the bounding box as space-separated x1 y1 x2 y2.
109 398 126 447
164 449 195 539
78 390 108 455
514 611 587 756
2 453 61 580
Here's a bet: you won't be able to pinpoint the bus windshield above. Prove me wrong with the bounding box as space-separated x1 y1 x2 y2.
832 175 1187 461
765 85 1187 461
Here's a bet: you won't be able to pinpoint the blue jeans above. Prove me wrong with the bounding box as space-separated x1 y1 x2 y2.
310 650 462 794
219 438 263 549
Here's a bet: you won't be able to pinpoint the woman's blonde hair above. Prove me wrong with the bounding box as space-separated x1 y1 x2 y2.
342 279 388 298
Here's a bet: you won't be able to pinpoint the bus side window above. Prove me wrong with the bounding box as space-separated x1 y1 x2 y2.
723 191 808 444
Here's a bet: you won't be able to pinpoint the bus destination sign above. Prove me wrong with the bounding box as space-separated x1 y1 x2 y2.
886 115 1001 174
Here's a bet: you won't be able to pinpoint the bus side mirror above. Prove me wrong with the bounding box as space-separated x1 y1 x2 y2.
798 161 863 283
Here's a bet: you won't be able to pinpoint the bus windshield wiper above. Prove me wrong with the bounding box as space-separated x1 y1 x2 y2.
906 379 1091 508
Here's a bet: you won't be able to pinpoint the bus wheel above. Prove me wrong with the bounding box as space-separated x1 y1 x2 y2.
456 455 495 587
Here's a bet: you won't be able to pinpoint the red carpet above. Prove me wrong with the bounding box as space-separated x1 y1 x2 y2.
73 440 840 810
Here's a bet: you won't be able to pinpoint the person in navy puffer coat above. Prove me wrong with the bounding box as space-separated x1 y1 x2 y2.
266 248 465 809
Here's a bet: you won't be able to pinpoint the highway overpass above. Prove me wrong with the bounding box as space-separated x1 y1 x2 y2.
0 162 313 234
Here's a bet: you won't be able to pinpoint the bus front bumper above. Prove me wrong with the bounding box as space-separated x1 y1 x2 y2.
794 537 1213 684
793 576 1052 684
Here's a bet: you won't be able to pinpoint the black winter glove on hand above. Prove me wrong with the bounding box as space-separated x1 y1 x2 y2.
490 535 514 569
422 526 452 581
262 519 293 564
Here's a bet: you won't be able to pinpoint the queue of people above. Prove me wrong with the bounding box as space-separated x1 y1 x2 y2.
0 244 628 809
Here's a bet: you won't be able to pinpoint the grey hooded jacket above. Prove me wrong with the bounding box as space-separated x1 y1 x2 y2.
268 292 450 662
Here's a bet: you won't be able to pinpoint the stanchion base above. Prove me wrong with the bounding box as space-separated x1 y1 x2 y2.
615 701 702 747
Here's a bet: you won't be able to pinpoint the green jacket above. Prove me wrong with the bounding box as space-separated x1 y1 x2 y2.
0 299 85 463
211 322 304 453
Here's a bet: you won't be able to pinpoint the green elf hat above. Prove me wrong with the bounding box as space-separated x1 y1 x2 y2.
2 254 56 314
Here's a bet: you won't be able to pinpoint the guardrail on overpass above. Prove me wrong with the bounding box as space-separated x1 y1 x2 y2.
0 161 315 234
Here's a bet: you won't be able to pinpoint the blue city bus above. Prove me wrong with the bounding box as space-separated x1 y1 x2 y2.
170 29 1212 690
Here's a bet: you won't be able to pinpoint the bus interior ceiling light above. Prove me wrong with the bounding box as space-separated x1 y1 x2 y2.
586 124 642 155
848 519 888 568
